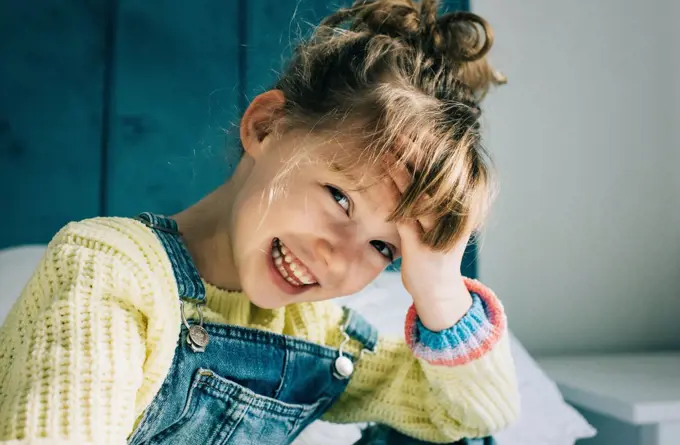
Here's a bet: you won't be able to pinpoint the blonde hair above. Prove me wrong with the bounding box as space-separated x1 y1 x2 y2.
272 0 505 251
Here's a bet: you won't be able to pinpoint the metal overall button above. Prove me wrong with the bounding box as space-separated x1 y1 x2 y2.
180 300 209 353
333 310 374 379
334 354 354 379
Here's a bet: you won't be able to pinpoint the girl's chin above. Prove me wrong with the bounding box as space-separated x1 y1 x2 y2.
247 297 286 310
245 285 322 309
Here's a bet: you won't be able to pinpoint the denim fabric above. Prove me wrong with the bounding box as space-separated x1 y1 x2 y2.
134 212 206 303
128 213 374 445
127 212 493 445
356 425 496 445
127 322 354 444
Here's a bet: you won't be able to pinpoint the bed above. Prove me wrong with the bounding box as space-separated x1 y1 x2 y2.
0 245 596 445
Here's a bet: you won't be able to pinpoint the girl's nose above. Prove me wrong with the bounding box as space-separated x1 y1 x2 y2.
313 237 361 288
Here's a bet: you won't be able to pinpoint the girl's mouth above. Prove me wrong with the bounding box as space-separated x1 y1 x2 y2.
271 238 318 288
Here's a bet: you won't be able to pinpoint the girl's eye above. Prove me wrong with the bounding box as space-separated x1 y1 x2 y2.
370 240 394 262
326 185 350 214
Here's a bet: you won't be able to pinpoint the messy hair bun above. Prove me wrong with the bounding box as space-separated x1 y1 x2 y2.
322 0 506 98
273 0 504 251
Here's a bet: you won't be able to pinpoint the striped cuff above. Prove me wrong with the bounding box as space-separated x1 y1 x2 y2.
404 277 506 366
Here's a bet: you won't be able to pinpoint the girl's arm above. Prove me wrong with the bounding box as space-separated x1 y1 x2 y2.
322 278 519 443
0 219 179 445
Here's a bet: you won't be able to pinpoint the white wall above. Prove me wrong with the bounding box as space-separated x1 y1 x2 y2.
474 0 680 355
674 1 680 212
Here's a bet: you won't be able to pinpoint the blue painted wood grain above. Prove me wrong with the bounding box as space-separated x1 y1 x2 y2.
0 1 107 248
244 0 351 99
105 0 241 217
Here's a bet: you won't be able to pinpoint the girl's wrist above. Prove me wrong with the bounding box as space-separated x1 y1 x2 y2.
411 277 473 332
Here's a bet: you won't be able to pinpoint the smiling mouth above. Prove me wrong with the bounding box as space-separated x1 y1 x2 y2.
271 238 318 287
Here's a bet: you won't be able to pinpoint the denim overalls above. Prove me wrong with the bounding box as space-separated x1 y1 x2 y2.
127 213 492 445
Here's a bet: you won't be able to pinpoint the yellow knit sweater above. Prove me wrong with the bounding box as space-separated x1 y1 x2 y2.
0 217 518 444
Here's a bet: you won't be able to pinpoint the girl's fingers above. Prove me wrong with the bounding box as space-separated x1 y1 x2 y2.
396 219 423 252
386 160 410 193
413 205 437 233
386 161 437 232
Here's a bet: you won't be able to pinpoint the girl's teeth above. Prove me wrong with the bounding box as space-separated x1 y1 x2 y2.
272 239 316 287
292 269 314 284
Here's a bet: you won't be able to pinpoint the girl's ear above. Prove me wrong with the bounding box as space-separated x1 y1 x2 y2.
240 90 286 159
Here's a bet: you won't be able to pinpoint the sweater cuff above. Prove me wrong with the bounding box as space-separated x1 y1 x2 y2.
404 277 507 366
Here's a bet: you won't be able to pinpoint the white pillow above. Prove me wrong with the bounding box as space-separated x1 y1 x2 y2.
498 331 596 445
0 246 596 445
0 245 46 324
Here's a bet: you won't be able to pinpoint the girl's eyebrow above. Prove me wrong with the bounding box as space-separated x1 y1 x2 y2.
329 161 359 182
328 161 372 194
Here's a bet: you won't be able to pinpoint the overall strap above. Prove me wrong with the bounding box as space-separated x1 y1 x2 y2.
133 212 206 304
333 307 379 379
341 307 379 353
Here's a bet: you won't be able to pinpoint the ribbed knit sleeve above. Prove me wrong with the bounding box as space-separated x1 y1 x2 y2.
404 278 506 366
0 218 181 445
322 279 519 443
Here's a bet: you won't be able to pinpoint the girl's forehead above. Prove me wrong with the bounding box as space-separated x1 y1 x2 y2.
366 178 402 215
294 130 405 200
319 142 393 184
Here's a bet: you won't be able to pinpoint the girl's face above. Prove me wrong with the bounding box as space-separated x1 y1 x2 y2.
231 128 403 309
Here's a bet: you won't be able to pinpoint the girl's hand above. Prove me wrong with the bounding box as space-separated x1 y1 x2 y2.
388 165 474 332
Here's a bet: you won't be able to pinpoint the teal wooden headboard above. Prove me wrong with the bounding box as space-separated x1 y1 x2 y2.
0 0 476 277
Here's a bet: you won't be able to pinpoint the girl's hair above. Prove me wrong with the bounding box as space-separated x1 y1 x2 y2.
273 0 505 251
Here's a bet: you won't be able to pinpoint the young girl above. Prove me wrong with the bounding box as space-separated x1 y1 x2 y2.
0 1 518 444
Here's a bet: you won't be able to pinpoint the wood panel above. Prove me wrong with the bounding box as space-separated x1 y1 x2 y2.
244 0 347 100
0 1 108 248
106 0 241 217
